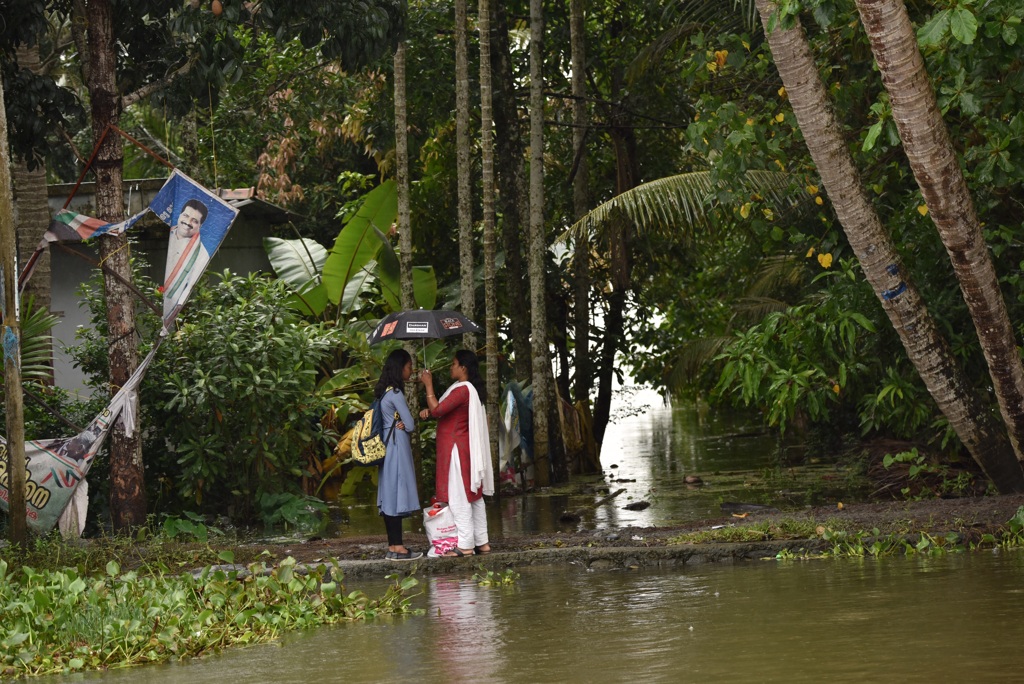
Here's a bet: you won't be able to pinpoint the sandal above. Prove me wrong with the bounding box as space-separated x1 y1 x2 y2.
474 545 492 555
443 547 474 557
389 549 423 561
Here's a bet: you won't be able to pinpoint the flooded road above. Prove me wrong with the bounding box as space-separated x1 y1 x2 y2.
327 388 861 538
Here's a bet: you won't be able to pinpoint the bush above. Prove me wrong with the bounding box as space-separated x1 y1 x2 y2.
69 268 341 527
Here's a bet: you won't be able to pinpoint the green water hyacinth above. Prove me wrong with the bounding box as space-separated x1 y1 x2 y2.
0 557 420 677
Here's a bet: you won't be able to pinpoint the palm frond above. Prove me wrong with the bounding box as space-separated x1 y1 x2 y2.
0 296 58 384
564 169 797 242
745 254 804 299
665 336 731 395
730 296 791 327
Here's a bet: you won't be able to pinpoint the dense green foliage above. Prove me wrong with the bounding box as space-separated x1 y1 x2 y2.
6 0 1024 513
70 269 341 527
618 0 1024 464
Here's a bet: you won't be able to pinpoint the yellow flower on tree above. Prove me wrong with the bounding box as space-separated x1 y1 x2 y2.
832 384 841 394
715 50 728 66
917 204 928 216
806 247 816 258
778 86 787 98
740 203 751 219
775 112 785 123
817 252 833 268
815 196 824 205
806 184 819 195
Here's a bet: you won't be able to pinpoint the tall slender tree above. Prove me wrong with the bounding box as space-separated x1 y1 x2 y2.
479 0 501 478
570 0 591 407
455 0 476 350
754 0 1024 491
853 0 1024 467
529 0 553 486
491 2 533 382
394 32 425 491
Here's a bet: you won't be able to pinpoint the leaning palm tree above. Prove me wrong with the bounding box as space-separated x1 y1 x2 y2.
752 0 1024 491
853 0 1024 470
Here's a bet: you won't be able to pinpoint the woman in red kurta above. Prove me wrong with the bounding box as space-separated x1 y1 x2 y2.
419 350 494 557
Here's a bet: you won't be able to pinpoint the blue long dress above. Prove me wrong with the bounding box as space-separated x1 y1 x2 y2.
376 387 420 517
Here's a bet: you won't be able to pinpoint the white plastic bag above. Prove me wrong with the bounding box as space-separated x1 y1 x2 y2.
423 504 458 557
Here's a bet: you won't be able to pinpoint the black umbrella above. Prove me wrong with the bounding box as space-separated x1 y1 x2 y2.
367 309 482 365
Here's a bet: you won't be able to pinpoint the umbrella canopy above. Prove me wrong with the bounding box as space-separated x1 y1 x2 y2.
367 309 482 346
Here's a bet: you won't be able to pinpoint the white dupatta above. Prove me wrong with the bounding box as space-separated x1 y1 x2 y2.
437 381 494 496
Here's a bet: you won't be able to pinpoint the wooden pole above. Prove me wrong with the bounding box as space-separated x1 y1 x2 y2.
0 72 28 545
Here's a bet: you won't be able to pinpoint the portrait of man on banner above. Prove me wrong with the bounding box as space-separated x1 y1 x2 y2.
151 171 239 327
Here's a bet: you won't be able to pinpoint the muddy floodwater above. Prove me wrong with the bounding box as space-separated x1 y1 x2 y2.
48 549 1024 683
38 392 1024 682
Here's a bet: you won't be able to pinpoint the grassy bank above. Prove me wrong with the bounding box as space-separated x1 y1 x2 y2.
668 505 1024 559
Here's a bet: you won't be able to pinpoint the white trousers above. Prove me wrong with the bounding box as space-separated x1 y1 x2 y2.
448 445 489 549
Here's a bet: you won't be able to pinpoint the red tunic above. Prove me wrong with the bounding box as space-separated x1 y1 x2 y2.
431 385 483 503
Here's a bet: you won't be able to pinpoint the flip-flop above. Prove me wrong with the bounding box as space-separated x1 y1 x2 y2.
444 547 474 557
474 546 492 555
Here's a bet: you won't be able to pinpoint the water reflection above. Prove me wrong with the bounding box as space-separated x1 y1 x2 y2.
46 550 1024 683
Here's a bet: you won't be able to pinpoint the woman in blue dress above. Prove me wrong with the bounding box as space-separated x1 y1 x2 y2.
375 349 423 561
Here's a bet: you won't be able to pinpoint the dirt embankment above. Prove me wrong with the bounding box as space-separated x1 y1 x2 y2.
246 494 1024 578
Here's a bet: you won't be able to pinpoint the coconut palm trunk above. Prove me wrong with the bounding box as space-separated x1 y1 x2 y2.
1 69 29 545
754 0 1024 492
455 0 476 350
853 0 1024 466
528 0 553 486
12 46 52 317
80 0 147 527
479 0 501 479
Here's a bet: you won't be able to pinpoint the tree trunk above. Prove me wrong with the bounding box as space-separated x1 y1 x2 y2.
479 0 501 483
853 0 1024 467
528 0 553 486
570 0 592 408
592 15 638 449
12 46 52 318
491 1 533 383
455 0 476 350
1 68 28 545
394 37 424 492
82 0 148 527
754 0 1024 492
395 40 413 315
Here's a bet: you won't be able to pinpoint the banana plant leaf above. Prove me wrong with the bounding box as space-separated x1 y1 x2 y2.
323 180 397 304
265 237 328 288
375 227 437 311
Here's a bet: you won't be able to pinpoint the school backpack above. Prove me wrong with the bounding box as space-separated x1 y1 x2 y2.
350 389 399 467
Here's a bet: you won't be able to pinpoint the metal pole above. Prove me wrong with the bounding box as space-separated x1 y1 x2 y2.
0 72 28 545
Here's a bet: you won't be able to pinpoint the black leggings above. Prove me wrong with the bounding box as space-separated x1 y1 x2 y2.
383 514 404 546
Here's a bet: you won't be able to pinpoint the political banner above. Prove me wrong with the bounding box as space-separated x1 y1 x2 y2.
0 344 159 534
151 171 239 328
